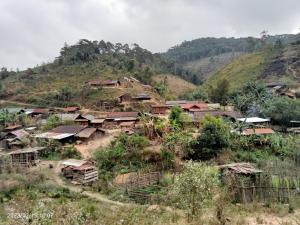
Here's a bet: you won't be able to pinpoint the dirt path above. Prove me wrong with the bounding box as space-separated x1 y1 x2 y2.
75 130 121 158
39 160 130 207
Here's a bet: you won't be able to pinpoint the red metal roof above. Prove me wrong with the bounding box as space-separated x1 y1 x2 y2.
63 107 79 112
180 103 208 111
4 124 22 131
32 108 48 114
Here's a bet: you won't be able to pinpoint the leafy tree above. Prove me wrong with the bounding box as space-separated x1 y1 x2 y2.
209 79 230 105
43 115 62 131
169 106 183 127
172 161 219 219
0 67 9 80
262 97 300 128
189 115 230 160
230 81 270 114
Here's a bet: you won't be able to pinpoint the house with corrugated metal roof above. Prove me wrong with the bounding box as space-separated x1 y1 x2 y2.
103 111 139 129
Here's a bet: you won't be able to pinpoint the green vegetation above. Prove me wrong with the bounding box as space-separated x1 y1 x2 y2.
204 52 266 92
208 78 230 105
171 162 219 219
189 115 230 160
262 97 300 128
94 133 151 177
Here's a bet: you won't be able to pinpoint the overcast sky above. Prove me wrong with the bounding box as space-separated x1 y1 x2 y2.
1 0 300 70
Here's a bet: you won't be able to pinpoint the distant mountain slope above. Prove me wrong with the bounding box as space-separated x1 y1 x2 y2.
162 34 300 84
203 43 300 91
183 52 244 80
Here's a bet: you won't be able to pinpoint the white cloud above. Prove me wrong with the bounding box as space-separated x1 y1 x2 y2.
0 0 299 69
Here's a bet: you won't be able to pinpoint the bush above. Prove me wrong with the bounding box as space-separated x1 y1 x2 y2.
43 115 62 131
160 149 175 170
171 161 219 219
262 97 300 128
61 146 81 159
189 115 230 160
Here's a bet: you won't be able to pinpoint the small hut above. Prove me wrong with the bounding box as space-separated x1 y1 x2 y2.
61 159 98 185
8 147 45 166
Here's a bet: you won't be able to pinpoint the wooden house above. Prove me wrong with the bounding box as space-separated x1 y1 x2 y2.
35 125 87 143
4 129 30 149
118 93 132 103
132 93 151 101
103 112 138 129
74 114 94 126
151 105 169 114
90 118 105 128
75 128 97 142
180 103 209 113
8 147 44 167
25 108 49 117
63 106 80 113
61 159 98 185
88 80 121 88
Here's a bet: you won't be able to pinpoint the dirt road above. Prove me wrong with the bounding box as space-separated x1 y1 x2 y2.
75 130 121 158
39 160 130 207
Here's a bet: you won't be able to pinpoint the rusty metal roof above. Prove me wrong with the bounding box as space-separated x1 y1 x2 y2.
51 125 87 134
242 128 275 135
75 128 97 138
10 129 29 139
218 163 262 174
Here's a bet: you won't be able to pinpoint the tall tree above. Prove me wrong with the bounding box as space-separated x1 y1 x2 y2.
209 79 230 105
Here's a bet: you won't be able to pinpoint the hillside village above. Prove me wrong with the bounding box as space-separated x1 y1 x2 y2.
0 34 300 224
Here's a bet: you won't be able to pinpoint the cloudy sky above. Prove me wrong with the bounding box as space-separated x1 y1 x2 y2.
1 0 300 70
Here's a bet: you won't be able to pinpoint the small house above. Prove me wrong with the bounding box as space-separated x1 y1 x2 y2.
103 112 138 129
63 106 80 113
74 114 94 126
88 80 121 88
4 129 30 149
75 128 97 142
132 93 151 101
90 118 105 128
218 162 262 181
118 93 132 103
9 147 45 167
61 159 98 185
151 105 169 114
25 108 49 117
180 103 209 113
35 125 87 143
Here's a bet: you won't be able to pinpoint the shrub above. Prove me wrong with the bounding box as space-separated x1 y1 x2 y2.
171 161 219 219
61 146 81 159
43 115 62 131
189 115 230 160
160 149 175 170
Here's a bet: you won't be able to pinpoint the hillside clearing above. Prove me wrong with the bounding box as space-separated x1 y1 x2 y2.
152 74 197 97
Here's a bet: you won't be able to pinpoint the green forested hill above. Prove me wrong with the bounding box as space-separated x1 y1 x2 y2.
0 40 175 108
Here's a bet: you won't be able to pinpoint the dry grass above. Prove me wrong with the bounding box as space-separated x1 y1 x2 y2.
152 74 197 97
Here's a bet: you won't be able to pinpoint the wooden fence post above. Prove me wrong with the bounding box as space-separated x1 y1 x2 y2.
252 184 255 203
242 182 247 204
